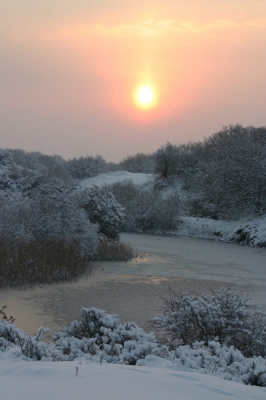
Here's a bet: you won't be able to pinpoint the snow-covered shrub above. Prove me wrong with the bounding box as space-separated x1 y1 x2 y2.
0 320 18 345
172 341 266 386
152 285 266 357
78 185 125 240
15 327 51 360
54 307 158 364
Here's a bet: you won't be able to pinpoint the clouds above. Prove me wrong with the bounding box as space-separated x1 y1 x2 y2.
51 17 266 42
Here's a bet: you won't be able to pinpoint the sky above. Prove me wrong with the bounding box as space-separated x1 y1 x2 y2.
0 1 266 162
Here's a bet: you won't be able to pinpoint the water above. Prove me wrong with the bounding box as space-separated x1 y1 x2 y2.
1 233 266 341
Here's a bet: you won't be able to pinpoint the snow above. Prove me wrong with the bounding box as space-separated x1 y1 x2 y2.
80 171 154 188
0 348 265 400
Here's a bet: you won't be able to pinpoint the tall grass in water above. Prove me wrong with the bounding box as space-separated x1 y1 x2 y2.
97 240 137 261
0 238 87 288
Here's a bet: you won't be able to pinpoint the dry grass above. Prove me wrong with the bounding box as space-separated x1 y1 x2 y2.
0 238 87 288
96 240 137 261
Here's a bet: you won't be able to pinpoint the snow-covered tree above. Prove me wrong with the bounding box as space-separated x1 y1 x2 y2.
188 125 266 219
154 142 179 180
78 185 125 240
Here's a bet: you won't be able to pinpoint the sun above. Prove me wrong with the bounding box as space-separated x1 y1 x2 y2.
134 84 157 110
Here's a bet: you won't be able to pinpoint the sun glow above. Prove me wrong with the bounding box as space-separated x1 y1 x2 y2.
134 84 157 110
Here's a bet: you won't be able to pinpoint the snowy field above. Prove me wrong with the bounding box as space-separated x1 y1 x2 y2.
1 351 265 400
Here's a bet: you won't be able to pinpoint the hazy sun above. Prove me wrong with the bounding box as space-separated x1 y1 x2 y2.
134 84 157 110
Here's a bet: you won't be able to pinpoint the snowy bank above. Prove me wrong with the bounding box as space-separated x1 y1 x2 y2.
178 216 266 247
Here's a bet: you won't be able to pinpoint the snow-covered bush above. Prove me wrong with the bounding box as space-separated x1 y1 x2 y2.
170 341 266 387
152 285 266 357
78 185 125 240
0 320 18 345
54 307 158 364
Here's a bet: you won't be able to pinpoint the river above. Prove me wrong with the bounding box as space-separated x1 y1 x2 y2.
1 233 265 340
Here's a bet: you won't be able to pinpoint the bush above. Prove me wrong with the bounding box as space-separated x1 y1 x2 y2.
96 240 137 261
152 285 266 357
53 307 157 364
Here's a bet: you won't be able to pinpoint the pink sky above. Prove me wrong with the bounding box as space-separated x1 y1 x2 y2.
1 1 265 161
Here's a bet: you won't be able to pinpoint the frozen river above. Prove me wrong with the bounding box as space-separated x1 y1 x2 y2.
1 233 266 340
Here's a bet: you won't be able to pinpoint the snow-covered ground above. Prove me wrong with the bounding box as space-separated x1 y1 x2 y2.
1 351 265 400
80 171 154 188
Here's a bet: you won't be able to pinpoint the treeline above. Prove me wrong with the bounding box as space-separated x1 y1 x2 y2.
120 124 266 220
156 125 266 219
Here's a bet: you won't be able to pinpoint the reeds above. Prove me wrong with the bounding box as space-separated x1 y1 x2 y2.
96 240 137 261
0 238 87 288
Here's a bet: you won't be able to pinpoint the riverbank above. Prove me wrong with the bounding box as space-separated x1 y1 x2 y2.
177 216 266 247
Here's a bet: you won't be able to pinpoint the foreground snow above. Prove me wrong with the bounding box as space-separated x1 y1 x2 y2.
0 351 265 400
